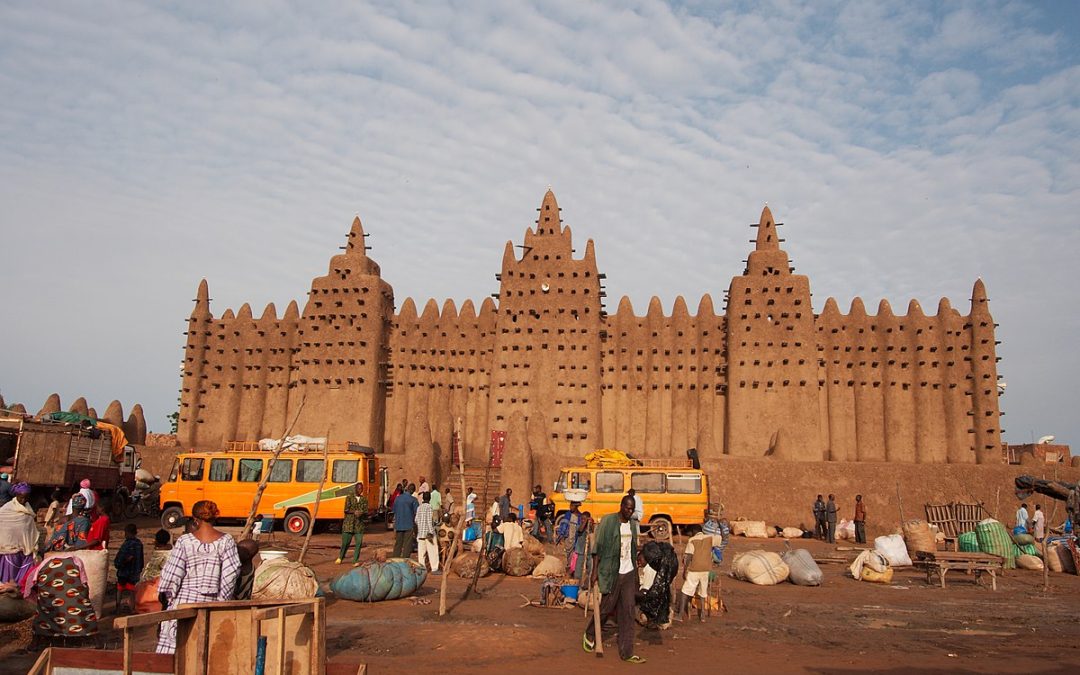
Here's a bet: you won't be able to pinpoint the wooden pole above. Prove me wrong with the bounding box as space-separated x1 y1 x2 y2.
439 418 470 617
465 432 495 598
592 577 604 657
241 396 307 539
896 481 905 524
298 429 331 564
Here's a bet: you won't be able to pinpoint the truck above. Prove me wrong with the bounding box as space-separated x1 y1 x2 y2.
0 415 138 509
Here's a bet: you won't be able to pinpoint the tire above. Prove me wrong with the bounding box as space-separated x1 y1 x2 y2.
124 500 140 520
649 517 672 541
161 505 185 529
285 510 311 536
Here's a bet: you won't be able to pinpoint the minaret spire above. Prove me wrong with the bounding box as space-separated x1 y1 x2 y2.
755 205 779 251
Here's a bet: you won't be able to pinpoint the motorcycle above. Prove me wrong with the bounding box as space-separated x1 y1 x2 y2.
123 478 162 519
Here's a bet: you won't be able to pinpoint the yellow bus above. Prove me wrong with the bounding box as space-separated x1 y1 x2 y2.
159 442 381 536
549 461 710 540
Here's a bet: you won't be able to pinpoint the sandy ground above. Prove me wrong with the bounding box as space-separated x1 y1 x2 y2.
2 521 1079 674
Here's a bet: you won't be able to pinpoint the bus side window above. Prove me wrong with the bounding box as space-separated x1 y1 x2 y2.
630 472 664 493
296 459 325 483
238 459 263 482
209 458 234 482
181 458 204 481
571 472 591 492
332 459 358 484
367 459 377 484
595 471 623 493
666 473 702 494
268 459 293 482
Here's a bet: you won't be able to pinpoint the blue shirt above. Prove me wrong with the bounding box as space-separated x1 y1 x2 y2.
393 492 418 532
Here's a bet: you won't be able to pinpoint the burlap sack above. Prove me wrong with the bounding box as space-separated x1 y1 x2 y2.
503 548 539 577
252 559 319 600
901 519 936 555
450 552 489 579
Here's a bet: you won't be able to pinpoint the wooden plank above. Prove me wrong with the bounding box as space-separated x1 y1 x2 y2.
207 607 256 675
176 607 210 675
114 607 200 629
251 601 316 622
37 648 174 672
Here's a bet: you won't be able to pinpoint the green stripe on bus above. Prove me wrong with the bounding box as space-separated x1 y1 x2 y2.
273 482 357 509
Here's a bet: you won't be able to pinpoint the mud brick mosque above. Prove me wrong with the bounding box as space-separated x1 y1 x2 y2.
177 190 1003 485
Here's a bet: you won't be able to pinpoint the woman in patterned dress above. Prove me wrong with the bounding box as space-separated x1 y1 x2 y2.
24 555 98 642
44 494 91 552
155 500 240 655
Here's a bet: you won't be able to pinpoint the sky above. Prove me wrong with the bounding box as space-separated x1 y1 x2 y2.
1 0 1078 446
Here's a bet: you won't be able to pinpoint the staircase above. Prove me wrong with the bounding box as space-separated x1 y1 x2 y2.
458 466 502 516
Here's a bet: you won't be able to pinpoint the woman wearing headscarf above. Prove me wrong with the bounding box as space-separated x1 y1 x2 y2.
0 483 38 584
155 500 240 655
65 479 96 516
46 494 92 551
636 540 679 629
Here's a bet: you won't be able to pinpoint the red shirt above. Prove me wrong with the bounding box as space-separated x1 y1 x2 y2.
854 502 866 522
87 514 111 549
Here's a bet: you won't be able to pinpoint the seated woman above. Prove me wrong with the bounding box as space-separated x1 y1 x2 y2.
636 540 679 629
45 494 92 551
22 550 98 645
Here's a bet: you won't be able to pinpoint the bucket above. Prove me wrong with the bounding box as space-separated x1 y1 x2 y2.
561 584 580 601
260 550 288 563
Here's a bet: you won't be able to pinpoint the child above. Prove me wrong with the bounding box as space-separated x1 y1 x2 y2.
42 489 64 528
134 529 171 615
114 523 144 614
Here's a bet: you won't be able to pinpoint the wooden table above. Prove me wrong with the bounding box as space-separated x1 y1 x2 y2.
913 551 1004 590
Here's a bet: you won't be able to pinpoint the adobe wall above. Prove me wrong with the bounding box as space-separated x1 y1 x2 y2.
698 458 1080 538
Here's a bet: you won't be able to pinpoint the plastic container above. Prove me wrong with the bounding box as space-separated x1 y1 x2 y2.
561 584 580 601
260 550 288 562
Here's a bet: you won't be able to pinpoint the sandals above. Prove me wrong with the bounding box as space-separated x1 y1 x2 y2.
623 655 647 664
582 632 595 653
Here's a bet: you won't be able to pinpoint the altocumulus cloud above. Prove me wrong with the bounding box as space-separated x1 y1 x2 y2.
0 0 1077 446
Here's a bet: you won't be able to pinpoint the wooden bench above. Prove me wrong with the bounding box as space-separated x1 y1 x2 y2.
913 551 1005 590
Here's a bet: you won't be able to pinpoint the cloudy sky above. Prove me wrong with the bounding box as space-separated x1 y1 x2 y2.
1 1 1078 447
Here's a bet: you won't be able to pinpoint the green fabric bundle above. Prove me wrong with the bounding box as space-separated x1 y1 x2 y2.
975 519 1016 569
958 531 979 552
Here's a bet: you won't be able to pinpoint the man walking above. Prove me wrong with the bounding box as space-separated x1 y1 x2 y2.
813 494 826 540
392 483 419 558
415 491 440 574
826 494 838 544
853 494 867 544
582 495 645 664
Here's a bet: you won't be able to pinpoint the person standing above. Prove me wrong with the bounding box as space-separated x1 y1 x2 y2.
628 488 644 523
676 517 723 623
336 482 368 565
114 523 144 614
813 495 826 541
498 488 513 522
429 485 442 523
415 491 440 574
66 478 97 515
392 483 419 558
530 485 553 543
418 476 430 495
465 486 477 521
0 482 38 584
853 494 867 544
443 486 455 522
582 495 644 664
1015 502 1030 532
825 494 838 544
155 500 240 654
1031 503 1045 541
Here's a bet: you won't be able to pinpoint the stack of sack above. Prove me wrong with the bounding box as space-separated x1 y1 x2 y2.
1045 539 1077 574
901 519 936 557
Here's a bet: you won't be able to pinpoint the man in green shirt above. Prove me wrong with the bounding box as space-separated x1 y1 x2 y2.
582 495 645 664
430 485 443 523
336 482 368 565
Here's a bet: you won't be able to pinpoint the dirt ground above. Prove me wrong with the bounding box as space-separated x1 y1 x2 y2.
2 521 1079 674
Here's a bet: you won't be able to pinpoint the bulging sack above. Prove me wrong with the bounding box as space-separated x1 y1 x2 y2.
781 548 823 586
1016 554 1044 571
331 560 429 601
781 527 804 539
503 548 540 577
874 534 912 567
731 520 769 538
450 552 490 579
861 566 894 583
252 559 319 601
901 519 936 554
732 551 789 585
530 554 565 578
975 519 1016 569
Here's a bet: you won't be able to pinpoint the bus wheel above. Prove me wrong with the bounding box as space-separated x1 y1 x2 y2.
285 510 311 536
649 517 672 541
161 506 185 530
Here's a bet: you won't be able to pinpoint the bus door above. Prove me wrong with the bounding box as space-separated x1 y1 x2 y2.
179 456 207 504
